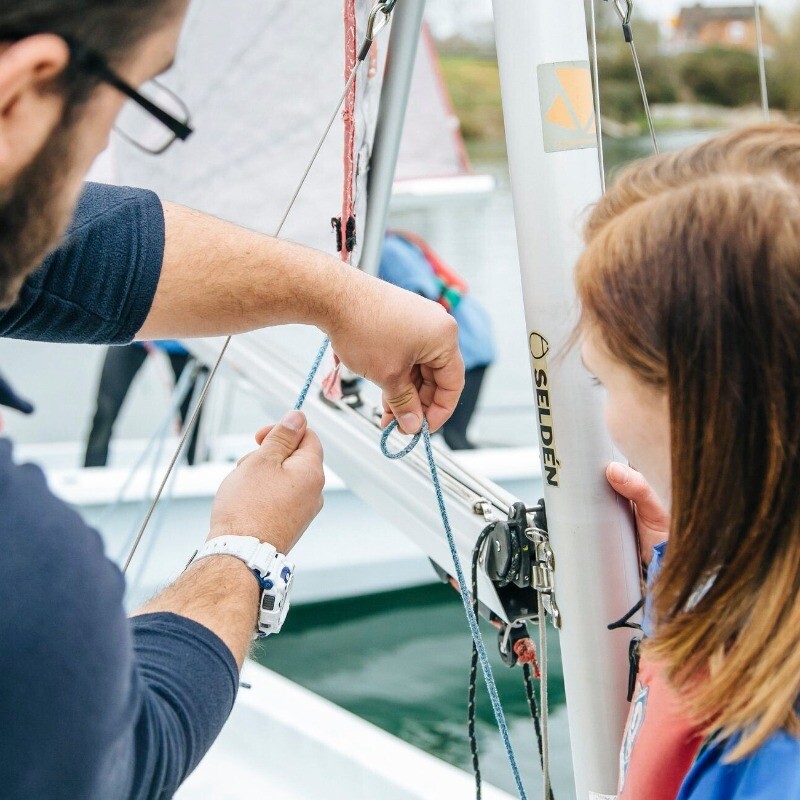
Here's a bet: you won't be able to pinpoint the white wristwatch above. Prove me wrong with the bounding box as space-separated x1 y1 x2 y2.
188 536 295 637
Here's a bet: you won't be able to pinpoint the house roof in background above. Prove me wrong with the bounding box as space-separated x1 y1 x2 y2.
677 4 761 33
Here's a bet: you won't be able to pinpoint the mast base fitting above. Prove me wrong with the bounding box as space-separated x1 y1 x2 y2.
478 499 560 625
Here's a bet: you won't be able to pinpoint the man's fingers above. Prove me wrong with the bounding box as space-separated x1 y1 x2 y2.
254 425 275 446
381 351 465 434
260 410 307 464
606 462 669 524
425 352 465 432
383 379 424 434
422 368 464 433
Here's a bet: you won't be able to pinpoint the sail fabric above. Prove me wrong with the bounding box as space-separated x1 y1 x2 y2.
113 0 383 261
394 25 471 182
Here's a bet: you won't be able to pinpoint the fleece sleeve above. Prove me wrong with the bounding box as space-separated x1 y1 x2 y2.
0 181 164 345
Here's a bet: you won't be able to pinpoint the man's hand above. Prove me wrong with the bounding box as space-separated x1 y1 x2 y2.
141 206 464 434
209 410 324 554
135 411 324 667
606 462 670 565
324 272 465 434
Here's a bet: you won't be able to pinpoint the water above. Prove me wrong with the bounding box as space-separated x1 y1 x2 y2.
254 583 576 799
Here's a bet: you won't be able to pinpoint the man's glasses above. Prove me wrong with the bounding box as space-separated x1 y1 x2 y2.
0 34 193 155
68 40 194 155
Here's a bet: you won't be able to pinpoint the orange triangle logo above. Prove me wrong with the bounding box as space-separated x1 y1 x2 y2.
546 67 595 135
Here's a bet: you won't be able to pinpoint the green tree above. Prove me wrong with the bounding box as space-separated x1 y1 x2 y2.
768 8 800 113
680 47 762 107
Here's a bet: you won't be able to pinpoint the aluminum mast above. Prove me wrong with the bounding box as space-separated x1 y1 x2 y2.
492 1 643 797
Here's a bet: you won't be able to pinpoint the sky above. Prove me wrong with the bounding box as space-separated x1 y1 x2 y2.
425 0 800 41
643 0 797 23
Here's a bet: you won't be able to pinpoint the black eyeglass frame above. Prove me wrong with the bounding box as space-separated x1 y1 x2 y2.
0 34 194 154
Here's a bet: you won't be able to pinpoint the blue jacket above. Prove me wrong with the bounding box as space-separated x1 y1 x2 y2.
0 183 238 798
379 234 495 371
645 543 800 799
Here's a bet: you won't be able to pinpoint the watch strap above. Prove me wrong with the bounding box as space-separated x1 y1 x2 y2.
190 535 278 577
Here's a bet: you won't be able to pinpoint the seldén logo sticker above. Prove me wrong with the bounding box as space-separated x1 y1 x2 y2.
529 332 560 487
537 60 597 153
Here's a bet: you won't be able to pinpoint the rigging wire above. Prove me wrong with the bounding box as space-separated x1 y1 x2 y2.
753 0 770 121
537 585 551 800
127 372 206 596
608 0 659 154
101 360 199 545
122 3 393 575
589 0 606 194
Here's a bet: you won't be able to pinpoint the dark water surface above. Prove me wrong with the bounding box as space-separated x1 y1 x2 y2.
255 583 574 797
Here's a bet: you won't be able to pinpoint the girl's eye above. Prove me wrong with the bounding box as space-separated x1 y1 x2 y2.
589 376 603 387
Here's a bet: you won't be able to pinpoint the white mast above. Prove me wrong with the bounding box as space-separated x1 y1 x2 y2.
492 2 642 798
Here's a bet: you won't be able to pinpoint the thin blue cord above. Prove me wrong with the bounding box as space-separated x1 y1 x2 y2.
296 339 527 799
381 418 528 800
295 337 330 410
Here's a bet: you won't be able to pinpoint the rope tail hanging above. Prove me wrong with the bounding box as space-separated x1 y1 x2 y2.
380 419 529 800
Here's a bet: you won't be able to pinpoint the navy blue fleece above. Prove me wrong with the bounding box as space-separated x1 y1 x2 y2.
0 183 239 798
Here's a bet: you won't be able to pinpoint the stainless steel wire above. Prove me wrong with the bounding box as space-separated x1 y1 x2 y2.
538 589 550 800
589 0 606 193
609 0 659 155
753 0 770 121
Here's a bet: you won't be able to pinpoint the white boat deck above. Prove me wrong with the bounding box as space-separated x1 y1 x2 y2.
178 661 514 800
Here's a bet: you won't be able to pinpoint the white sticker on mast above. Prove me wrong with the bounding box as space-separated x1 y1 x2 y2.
492 1 643 799
537 61 597 153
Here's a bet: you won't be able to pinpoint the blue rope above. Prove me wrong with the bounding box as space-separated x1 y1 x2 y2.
381 418 528 799
296 339 527 799
295 337 330 410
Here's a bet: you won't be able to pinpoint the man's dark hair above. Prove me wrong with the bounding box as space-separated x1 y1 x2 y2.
1 1 180 102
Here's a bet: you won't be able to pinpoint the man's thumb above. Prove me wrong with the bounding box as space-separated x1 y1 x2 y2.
261 410 307 462
385 381 423 435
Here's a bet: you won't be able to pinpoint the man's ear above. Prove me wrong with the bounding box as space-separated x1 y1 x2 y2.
0 35 71 182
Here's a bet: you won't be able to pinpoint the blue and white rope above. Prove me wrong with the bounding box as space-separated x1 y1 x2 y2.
295 337 331 410
381 418 528 800
296 337 527 799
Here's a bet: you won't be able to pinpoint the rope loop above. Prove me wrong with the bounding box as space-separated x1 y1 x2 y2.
380 417 424 459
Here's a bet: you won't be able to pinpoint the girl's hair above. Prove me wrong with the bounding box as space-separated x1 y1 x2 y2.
576 124 800 760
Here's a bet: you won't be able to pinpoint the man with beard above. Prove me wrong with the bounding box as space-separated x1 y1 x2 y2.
0 2 464 798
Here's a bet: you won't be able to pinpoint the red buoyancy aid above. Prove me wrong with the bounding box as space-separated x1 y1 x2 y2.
618 654 706 800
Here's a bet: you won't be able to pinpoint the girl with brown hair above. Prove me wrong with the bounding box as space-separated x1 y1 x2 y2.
576 124 800 799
